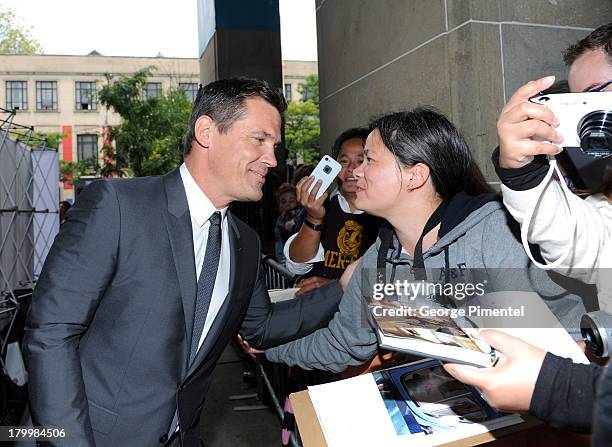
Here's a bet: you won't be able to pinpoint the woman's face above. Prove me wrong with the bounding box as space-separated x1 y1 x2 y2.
353 129 407 217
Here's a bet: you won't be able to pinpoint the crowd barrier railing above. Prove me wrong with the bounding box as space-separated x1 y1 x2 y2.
255 255 339 447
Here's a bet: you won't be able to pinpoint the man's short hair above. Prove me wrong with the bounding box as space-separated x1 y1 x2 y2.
563 22 612 66
183 77 287 156
331 127 369 159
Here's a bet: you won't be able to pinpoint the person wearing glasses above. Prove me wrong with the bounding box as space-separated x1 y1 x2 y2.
444 23 612 446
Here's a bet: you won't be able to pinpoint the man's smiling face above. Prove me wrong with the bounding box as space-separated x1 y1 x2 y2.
206 97 281 204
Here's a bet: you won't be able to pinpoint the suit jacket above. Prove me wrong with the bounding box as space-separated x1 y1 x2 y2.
23 168 342 447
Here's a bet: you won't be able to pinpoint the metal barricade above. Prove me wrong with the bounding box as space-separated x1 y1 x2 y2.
0 107 58 424
0 287 32 424
256 256 339 447
261 255 295 290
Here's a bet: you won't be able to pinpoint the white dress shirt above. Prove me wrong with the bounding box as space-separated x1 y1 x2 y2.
179 163 230 352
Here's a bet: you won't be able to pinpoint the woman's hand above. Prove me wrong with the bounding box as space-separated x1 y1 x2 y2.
497 76 564 169
443 330 546 412
296 176 328 223
236 334 264 355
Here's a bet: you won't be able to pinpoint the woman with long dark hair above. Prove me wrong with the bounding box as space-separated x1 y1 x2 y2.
265 107 586 372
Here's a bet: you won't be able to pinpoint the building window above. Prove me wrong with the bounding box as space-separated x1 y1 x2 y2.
143 82 161 100
6 81 28 111
36 81 58 111
179 83 198 102
75 81 97 110
77 134 98 163
284 83 292 101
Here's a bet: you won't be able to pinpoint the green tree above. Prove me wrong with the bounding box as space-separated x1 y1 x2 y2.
285 75 320 165
10 130 59 149
9 128 97 185
60 157 100 185
43 131 61 150
9 130 94 186
297 74 319 105
98 68 192 177
284 100 320 165
0 7 43 54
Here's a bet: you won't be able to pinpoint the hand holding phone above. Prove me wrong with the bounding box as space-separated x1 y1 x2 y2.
306 155 341 200
296 156 341 223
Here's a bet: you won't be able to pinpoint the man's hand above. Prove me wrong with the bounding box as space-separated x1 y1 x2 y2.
296 176 328 224
443 330 546 413
497 76 564 169
294 276 336 297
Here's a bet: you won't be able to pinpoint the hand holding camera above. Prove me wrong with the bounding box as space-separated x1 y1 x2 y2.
283 206 299 221
497 76 565 169
499 75 612 171
530 90 612 159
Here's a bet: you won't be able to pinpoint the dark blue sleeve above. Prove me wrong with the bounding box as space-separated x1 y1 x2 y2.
240 274 343 350
23 180 120 446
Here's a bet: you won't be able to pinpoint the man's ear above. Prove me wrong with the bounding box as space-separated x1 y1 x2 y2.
406 163 430 190
194 115 214 149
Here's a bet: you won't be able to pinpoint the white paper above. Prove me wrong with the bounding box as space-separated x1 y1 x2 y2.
268 288 299 303
308 363 522 447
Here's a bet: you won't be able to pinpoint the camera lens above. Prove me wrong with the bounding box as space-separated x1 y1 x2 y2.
581 325 603 357
581 311 611 358
323 165 332 174
578 110 612 158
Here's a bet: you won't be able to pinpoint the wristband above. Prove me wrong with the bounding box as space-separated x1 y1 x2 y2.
304 218 324 231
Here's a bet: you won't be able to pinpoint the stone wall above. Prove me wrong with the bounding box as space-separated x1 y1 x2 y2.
316 0 611 180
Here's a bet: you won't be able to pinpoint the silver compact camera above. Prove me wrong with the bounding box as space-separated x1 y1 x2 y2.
530 92 612 158
581 310 612 357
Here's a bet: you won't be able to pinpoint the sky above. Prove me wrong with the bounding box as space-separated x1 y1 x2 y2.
0 0 317 60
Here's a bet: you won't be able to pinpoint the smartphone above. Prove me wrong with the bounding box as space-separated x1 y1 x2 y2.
307 155 342 200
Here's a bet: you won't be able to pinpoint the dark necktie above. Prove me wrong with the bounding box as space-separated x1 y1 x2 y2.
189 211 222 365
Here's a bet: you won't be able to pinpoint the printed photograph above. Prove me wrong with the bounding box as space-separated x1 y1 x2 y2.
369 299 486 354
373 362 500 437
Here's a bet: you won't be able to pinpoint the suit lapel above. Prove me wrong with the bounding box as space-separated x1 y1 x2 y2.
162 168 197 359
185 211 242 379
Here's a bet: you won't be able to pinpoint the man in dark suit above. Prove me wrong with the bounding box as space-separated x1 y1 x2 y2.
23 78 341 446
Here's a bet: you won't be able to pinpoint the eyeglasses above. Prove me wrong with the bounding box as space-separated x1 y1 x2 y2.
587 80 612 93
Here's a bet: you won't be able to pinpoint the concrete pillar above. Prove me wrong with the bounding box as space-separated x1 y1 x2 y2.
316 0 612 180
197 0 286 178
197 0 282 86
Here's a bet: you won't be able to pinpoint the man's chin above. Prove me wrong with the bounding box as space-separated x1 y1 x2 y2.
242 187 264 202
